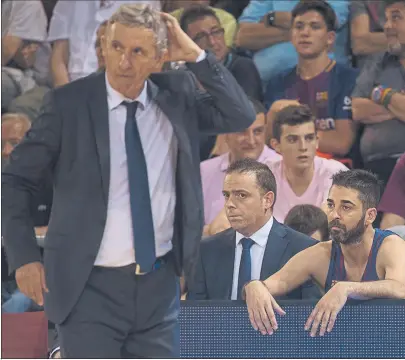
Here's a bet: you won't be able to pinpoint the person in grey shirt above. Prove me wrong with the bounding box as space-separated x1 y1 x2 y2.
350 0 388 69
352 0 405 188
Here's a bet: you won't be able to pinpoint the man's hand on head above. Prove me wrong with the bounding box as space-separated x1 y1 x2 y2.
160 12 203 63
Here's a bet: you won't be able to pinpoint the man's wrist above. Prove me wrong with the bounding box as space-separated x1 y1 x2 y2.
241 280 268 300
190 49 205 63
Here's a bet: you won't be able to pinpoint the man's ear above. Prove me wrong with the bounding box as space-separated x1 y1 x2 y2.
327 31 336 50
270 138 281 154
365 208 377 226
264 191 275 210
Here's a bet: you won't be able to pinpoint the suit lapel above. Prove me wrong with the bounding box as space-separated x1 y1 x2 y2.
215 229 236 299
260 219 290 279
88 72 110 205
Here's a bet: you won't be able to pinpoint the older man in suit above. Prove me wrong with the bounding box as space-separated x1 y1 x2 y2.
1 4 255 358
187 158 320 300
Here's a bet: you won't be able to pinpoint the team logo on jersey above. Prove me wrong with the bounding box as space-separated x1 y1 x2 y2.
343 96 352 111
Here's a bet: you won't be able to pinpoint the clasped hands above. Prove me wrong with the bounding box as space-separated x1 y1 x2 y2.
244 280 349 337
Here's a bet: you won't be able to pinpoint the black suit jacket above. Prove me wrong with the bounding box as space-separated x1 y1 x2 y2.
187 219 321 300
1 52 256 324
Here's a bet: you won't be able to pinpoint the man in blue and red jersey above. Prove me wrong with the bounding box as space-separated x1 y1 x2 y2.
242 169 405 337
264 0 359 167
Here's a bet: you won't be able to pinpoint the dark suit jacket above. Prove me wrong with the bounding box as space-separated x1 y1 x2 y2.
187 219 321 300
1 52 255 324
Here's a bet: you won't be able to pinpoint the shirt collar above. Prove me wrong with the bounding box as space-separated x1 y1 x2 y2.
105 72 148 111
235 216 274 249
220 146 271 172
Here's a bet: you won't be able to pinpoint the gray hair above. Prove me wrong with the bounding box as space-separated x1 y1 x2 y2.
1 113 31 129
108 4 168 56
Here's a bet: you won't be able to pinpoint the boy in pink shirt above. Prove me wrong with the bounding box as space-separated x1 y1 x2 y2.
268 105 348 222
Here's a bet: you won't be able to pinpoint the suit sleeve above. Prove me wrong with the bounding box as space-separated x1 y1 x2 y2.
2 90 62 273
186 52 256 135
230 57 263 102
186 248 209 300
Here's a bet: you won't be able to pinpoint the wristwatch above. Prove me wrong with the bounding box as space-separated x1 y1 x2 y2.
266 11 276 27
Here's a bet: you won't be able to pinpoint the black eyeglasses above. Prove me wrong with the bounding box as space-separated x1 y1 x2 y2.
192 28 225 45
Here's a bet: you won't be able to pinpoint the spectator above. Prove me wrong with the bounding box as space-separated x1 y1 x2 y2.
1 113 52 314
236 0 349 84
352 0 405 188
201 99 281 233
48 0 161 87
284 204 329 241
180 5 263 102
378 154 405 229
264 0 359 162
1 0 50 121
95 21 108 70
169 0 237 48
267 105 348 222
211 0 250 19
188 158 320 300
350 0 388 68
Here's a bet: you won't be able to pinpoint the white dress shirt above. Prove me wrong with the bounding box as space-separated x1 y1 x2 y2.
48 0 161 81
231 217 274 300
94 76 177 266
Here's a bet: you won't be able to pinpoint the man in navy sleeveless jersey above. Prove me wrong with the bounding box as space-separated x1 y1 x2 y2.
243 169 405 337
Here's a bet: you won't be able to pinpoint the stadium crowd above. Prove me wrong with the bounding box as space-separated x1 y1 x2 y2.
2 0 405 358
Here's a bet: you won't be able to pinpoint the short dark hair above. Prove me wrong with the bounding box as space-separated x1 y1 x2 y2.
291 0 338 32
385 0 405 9
284 204 329 241
331 170 382 210
249 97 266 116
272 104 315 141
180 5 219 33
226 158 277 201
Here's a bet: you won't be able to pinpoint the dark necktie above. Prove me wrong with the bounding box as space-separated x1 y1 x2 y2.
237 238 255 300
122 101 156 273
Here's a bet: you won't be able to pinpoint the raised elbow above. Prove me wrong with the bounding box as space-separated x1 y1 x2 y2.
351 34 368 55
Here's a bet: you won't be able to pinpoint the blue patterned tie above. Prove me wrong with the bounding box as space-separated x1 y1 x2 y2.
237 238 255 300
123 101 156 273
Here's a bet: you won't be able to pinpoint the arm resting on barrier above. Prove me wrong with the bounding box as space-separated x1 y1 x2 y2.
344 280 405 300
262 242 329 297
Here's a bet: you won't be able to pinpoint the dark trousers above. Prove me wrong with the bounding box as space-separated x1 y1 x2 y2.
57 259 180 358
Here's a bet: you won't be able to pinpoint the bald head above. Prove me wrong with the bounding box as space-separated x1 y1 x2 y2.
2 113 31 161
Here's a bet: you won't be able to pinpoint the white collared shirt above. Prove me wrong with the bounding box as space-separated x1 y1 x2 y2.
231 216 274 300
94 75 177 266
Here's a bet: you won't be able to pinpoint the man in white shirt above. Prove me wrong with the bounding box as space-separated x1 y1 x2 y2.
49 0 161 86
188 158 320 300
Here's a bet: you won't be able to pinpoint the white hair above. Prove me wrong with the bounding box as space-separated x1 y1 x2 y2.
108 4 168 56
1 113 31 129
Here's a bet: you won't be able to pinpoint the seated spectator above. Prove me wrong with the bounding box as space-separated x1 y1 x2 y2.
378 154 405 229
180 5 263 101
1 0 49 121
201 99 281 234
284 204 329 241
211 0 250 19
267 105 348 222
48 0 161 86
265 0 359 162
244 169 405 337
1 113 53 313
95 21 108 70
188 158 320 300
169 0 237 48
351 0 405 188
350 0 388 69
236 0 349 84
